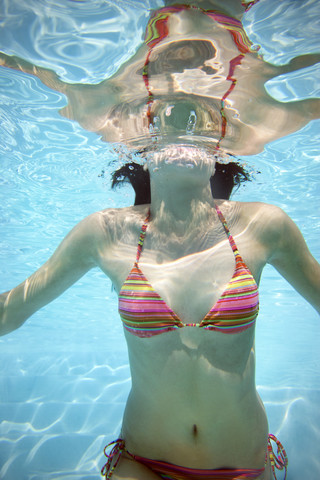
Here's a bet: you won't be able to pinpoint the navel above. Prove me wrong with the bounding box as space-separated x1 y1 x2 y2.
192 424 198 437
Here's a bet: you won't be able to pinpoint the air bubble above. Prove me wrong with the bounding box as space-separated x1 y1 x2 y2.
153 116 161 131
186 110 197 134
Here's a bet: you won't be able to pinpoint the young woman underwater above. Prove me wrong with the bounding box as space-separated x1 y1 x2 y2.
1 144 319 480
1 0 320 478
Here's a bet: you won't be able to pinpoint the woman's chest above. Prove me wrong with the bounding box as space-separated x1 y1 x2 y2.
101 232 266 326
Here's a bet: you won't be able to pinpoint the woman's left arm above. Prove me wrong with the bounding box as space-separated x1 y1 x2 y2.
267 207 320 314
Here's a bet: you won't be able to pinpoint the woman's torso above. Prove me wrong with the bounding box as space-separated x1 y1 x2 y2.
95 200 272 469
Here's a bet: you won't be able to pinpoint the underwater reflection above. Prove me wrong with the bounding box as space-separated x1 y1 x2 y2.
0 0 319 155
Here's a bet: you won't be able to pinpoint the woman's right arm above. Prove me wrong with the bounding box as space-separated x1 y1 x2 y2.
0 211 108 336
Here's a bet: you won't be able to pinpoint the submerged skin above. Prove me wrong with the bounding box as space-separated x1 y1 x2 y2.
1 1 320 479
1 146 320 480
0 0 319 154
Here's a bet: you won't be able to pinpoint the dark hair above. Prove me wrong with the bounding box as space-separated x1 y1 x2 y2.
111 160 250 205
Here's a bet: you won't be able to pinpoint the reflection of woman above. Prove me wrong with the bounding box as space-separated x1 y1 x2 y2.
1 144 319 480
0 0 319 154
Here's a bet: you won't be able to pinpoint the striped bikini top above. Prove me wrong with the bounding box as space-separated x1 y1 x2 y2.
119 205 259 338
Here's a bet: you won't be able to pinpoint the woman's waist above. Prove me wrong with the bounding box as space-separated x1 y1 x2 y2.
129 357 256 413
121 389 269 469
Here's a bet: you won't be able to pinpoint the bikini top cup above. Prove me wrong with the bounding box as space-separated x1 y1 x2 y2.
118 205 259 338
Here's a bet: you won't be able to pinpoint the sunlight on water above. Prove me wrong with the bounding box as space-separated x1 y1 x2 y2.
0 0 319 478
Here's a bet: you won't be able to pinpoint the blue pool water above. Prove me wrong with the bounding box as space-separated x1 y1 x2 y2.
0 0 319 478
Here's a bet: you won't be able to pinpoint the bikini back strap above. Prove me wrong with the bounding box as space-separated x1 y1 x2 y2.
214 204 241 258
101 439 126 479
267 434 288 480
136 210 151 263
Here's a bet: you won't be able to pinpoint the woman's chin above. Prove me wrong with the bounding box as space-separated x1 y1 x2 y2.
148 144 215 172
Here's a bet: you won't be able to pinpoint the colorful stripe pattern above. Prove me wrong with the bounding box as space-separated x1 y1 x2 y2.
101 434 288 479
144 5 253 53
118 205 259 338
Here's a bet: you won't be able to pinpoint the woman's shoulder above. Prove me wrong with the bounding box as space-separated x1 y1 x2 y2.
216 199 288 239
69 205 150 257
231 200 292 247
226 200 288 223
90 204 150 239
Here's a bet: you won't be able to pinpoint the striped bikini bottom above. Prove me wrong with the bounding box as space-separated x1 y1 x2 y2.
101 434 288 480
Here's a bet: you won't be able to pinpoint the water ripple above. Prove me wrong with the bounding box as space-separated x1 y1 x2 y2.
0 0 162 82
266 63 320 102
244 0 320 64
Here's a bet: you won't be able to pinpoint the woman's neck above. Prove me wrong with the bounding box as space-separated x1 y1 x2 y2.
149 175 216 234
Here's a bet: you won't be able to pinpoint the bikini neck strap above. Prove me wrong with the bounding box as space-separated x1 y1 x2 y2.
214 203 240 258
136 210 151 263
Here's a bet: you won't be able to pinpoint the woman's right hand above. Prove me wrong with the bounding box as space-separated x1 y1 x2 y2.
0 212 107 336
